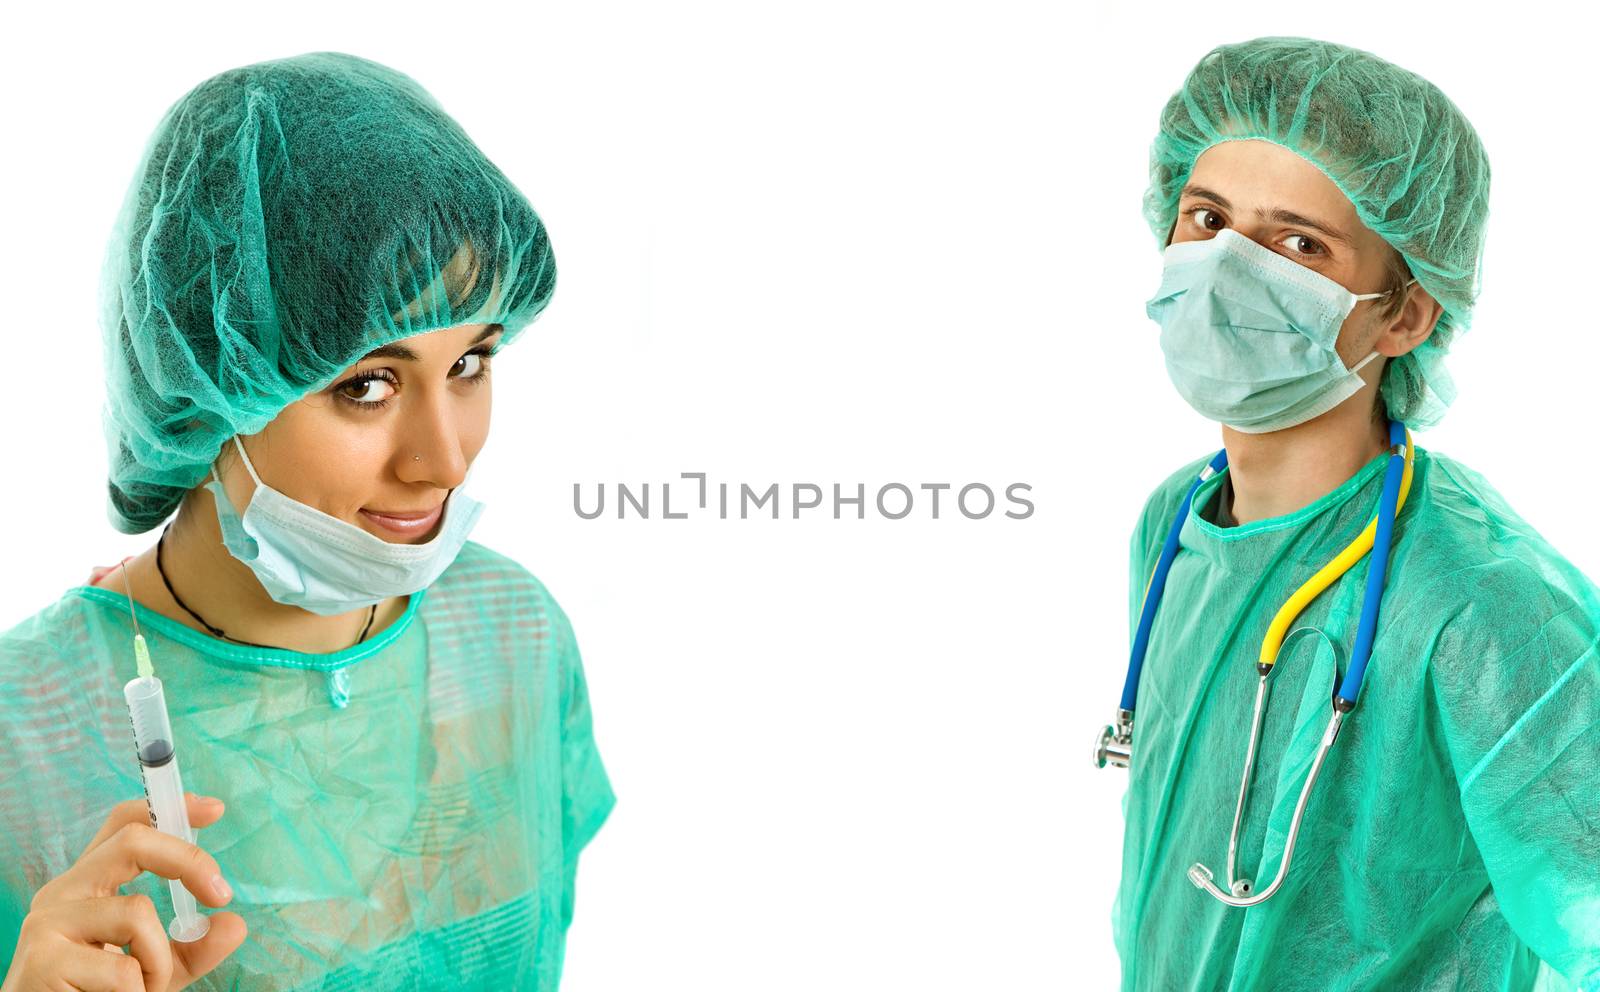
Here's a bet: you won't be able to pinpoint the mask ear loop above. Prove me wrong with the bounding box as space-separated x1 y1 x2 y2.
1350 277 1421 372
1356 276 1420 302
1352 275 1421 303
211 435 264 490
1350 350 1383 374
229 435 264 487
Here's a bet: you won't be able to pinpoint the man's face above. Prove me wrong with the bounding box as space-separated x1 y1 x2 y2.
1171 138 1398 386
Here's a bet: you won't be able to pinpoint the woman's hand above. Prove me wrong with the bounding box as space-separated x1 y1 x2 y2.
2 792 247 991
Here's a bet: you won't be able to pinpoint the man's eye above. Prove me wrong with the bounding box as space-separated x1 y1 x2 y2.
1191 207 1226 232
1280 233 1325 256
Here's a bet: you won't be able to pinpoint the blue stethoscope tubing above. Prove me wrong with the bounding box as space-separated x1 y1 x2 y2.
1120 418 1408 715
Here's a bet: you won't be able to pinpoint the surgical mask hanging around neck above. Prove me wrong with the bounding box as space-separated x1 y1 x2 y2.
1145 227 1417 433
204 435 486 616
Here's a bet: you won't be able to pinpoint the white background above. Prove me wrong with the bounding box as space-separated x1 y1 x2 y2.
2 2 1595 989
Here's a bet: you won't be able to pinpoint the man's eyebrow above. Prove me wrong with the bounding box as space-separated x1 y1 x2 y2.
358 323 504 362
1179 184 1355 248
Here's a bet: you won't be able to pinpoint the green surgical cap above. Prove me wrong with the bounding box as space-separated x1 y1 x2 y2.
99 52 557 534
1143 36 1491 432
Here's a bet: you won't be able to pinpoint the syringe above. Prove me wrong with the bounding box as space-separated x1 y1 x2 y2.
118 561 211 942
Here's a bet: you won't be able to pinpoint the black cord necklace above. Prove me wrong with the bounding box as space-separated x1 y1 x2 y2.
155 523 376 650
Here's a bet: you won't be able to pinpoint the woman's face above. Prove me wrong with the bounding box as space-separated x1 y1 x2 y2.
212 321 503 545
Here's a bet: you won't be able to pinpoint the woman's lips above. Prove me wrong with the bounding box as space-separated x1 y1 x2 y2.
359 503 443 536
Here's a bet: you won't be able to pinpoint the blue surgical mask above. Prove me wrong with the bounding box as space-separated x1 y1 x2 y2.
205 435 486 616
1145 227 1416 433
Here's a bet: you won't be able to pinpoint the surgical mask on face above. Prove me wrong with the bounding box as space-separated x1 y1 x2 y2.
1145 227 1417 434
204 435 486 616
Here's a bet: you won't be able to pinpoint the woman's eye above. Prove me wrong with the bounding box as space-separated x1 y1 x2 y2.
340 375 396 404
454 352 485 378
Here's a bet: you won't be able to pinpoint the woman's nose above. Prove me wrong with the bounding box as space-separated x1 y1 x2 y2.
395 409 471 488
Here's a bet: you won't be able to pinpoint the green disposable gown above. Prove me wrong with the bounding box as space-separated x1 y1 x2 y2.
0 540 614 990
1113 443 1600 990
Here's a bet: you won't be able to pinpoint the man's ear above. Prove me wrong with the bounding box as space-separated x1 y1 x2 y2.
1377 286 1445 359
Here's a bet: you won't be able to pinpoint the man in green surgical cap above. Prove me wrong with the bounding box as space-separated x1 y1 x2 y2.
1108 36 1600 990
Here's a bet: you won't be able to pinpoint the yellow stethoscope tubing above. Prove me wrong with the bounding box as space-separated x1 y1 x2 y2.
1136 429 1414 670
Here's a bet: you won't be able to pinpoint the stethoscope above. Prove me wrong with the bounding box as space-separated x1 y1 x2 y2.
1092 418 1414 907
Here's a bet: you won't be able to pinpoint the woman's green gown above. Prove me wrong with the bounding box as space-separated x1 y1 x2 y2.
0 540 614 990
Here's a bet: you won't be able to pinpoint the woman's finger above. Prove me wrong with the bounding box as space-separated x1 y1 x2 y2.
43 900 249 992
79 793 226 861
44 892 172 991
46 820 232 911
44 936 149 992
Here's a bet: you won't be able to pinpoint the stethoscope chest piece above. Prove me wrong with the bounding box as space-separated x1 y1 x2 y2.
1092 708 1135 769
1095 419 1413 909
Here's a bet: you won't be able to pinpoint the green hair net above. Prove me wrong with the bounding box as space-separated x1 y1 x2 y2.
99 51 557 534
1143 36 1491 432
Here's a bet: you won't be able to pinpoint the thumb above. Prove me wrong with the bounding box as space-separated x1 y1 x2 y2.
166 911 248 991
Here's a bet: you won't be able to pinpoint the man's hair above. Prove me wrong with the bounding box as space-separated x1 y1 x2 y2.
1369 242 1414 424
1374 244 1414 322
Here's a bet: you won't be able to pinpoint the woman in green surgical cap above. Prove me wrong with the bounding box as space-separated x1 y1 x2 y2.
1105 36 1600 990
0 53 613 990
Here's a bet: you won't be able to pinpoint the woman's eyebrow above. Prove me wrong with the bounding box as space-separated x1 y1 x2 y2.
358 323 503 362
1180 184 1355 248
